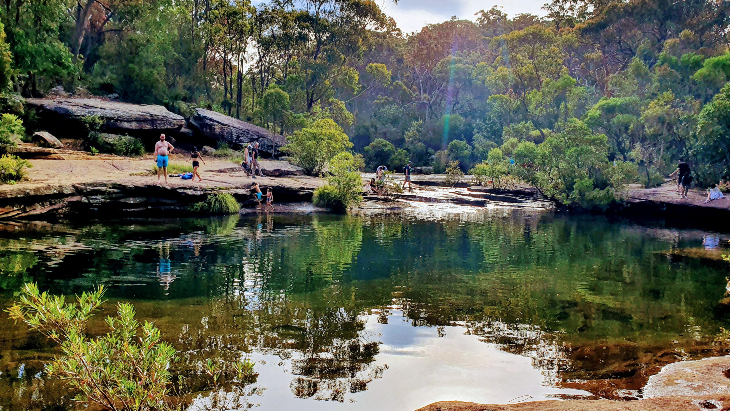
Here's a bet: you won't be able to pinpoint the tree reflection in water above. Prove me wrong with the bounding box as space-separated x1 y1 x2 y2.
0 212 729 408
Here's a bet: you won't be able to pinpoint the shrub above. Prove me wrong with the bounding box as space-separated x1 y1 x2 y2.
7 283 176 411
376 170 404 196
96 134 145 157
81 115 145 157
282 118 353 175
313 152 363 211
0 154 32 184
445 160 464 186
313 184 344 209
363 138 395 171
469 148 509 188
0 113 24 146
189 193 240 214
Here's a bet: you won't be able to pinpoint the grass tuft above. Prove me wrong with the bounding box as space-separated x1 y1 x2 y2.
188 193 240 215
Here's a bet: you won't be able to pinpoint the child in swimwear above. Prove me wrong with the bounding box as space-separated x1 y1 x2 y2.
251 183 263 209
190 148 206 182
266 188 274 211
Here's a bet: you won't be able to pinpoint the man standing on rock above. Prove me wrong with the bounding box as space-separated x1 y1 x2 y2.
402 161 413 191
252 142 262 178
154 134 174 184
669 159 691 194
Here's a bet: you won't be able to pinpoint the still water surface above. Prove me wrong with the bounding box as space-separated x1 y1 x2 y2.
0 210 728 410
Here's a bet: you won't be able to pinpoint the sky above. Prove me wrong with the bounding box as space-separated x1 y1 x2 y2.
250 0 548 34
379 0 547 34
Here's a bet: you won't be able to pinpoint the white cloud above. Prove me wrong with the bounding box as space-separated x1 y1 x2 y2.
380 0 547 34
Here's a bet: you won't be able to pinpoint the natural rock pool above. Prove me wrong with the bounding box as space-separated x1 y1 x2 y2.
1 209 729 410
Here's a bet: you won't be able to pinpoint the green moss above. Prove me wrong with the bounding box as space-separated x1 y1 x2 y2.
188 193 240 215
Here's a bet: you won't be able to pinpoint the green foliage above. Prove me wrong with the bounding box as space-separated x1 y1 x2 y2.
189 193 241 215
0 22 13 93
447 140 473 171
152 163 193 174
87 134 145 157
7 283 176 411
313 152 363 211
283 119 353 175
262 86 290 128
445 161 464 186
0 113 24 146
695 83 730 185
469 148 508 188
0 154 32 184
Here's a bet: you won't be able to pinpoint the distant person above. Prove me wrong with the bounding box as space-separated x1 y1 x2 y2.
266 188 274 211
364 178 377 194
190 148 206 182
243 143 252 177
154 134 174 184
252 142 262 178
706 184 724 203
251 182 263 209
376 165 388 182
402 161 413 191
669 159 691 194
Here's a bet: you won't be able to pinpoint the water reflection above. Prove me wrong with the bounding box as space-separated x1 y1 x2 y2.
0 212 729 409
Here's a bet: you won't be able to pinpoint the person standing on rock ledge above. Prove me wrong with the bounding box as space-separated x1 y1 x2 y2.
669 159 690 195
154 134 174 184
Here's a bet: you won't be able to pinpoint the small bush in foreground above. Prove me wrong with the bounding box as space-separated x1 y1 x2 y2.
189 193 240 214
0 113 24 146
0 154 32 184
7 283 176 411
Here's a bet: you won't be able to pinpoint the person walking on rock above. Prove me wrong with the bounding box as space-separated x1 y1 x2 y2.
402 161 413 191
243 143 252 177
669 159 691 194
190 148 206 182
154 134 174 184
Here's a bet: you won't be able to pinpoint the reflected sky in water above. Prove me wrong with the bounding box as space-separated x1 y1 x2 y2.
1 210 729 410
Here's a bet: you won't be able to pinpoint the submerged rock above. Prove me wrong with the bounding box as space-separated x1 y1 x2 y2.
24 98 185 134
643 356 730 398
189 108 286 154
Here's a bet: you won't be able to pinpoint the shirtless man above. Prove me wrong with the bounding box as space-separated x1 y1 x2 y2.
154 134 174 184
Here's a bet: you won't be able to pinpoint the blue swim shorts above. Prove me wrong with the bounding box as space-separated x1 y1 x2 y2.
157 155 169 168
256 192 262 200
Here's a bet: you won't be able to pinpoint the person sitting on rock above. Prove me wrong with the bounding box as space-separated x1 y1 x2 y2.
706 184 724 203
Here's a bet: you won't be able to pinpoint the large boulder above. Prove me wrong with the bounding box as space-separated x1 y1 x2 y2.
189 108 286 154
32 131 64 148
24 98 185 135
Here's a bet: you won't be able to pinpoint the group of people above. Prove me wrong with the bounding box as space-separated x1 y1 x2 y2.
366 162 413 195
153 134 274 210
669 159 726 203
153 134 265 183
